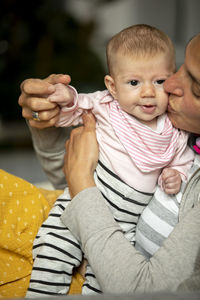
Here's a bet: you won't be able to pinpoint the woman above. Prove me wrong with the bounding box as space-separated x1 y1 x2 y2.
18 33 200 292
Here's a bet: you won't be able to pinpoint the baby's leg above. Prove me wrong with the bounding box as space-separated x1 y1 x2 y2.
26 188 82 297
82 264 102 295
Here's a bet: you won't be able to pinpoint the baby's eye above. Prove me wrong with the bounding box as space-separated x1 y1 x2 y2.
155 79 165 85
128 80 139 86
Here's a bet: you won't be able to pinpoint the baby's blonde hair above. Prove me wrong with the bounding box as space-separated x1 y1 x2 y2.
106 24 176 75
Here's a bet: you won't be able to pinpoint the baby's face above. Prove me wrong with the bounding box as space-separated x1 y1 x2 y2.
109 53 174 128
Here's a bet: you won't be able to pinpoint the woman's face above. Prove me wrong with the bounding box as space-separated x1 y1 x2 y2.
165 35 200 134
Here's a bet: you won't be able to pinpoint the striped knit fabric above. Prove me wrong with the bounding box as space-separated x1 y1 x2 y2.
26 160 152 297
109 100 180 172
135 188 181 258
135 154 199 258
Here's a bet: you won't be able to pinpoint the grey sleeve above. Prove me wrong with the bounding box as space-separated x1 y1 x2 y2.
29 125 71 189
178 269 200 291
61 187 200 293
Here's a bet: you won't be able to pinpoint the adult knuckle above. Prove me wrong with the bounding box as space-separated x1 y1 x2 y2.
18 94 24 106
20 79 27 92
22 79 31 92
31 101 40 111
48 74 56 81
22 110 28 119
70 127 79 139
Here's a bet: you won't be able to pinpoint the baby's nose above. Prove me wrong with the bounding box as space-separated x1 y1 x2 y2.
141 83 156 97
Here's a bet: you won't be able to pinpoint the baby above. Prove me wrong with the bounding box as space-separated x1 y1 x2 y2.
27 24 194 297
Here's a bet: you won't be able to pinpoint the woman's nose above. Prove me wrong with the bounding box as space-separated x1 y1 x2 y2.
164 67 184 97
141 83 156 98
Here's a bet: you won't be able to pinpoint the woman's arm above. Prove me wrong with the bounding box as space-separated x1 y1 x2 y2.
61 113 200 292
29 125 70 189
18 74 71 189
61 188 200 293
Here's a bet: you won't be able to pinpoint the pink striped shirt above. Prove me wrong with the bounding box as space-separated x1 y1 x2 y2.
56 88 194 193
110 100 180 173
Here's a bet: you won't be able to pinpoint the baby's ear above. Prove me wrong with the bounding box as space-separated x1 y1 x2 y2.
104 75 117 99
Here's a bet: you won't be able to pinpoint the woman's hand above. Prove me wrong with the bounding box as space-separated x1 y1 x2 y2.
64 112 99 198
18 74 71 129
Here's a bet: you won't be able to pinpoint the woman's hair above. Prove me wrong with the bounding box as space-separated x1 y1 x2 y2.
106 24 176 75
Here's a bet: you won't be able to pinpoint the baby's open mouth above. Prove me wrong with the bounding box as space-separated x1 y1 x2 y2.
141 105 156 114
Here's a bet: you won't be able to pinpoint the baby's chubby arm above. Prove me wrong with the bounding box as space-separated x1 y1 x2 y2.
160 168 182 195
48 83 74 107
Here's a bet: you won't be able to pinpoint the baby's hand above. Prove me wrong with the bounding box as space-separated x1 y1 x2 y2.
48 83 74 107
161 168 182 195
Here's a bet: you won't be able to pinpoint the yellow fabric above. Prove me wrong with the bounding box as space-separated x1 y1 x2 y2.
0 169 68 298
68 271 85 294
0 275 31 299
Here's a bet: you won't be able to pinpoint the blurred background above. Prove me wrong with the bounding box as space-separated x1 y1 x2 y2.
0 0 200 187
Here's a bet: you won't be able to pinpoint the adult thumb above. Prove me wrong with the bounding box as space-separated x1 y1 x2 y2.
82 111 96 131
